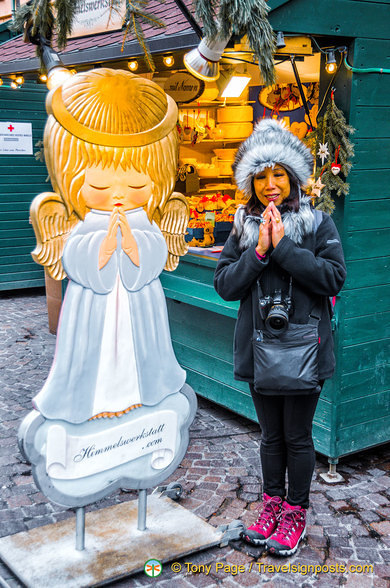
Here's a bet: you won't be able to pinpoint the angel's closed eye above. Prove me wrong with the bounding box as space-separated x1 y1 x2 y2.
89 184 110 190
129 184 146 189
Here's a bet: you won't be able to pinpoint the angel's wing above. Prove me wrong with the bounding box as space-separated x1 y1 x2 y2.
30 192 79 280
158 191 189 271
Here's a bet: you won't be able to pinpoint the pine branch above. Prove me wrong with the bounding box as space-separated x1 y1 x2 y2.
194 0 275 86
8 3 32 33
194 0 218 37
122 4 165 72
55 0 77 49
218 0 275 86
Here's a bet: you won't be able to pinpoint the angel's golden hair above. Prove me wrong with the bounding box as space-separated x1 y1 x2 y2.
44 68 178 221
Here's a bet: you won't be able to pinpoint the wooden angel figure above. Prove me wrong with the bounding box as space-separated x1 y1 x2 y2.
30 68 190 425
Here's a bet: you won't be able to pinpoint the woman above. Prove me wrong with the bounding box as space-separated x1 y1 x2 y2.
214 119 346 556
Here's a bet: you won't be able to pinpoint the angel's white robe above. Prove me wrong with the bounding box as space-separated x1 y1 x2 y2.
33 207 186 424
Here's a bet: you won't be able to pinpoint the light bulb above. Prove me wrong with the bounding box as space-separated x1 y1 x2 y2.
47 67 73 90
15 76 24 85
39 73 48 82
163 55 174 67
128 60 138 72
325 51 337 74
0 78 3 86
10 81 18 89
325 62 337 74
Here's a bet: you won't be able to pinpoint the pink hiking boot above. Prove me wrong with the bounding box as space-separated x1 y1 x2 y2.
242 493 282 546
266 501 306 556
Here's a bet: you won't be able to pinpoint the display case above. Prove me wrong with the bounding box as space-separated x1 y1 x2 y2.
176 101 253 250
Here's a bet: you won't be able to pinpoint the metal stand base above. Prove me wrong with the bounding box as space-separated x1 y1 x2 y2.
0 494 225 588
320 460 344 484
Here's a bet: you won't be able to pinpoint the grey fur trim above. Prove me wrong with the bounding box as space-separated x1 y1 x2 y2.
233 197 314 249
233 119 314 197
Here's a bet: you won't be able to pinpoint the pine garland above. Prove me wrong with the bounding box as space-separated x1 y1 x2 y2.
10 0 165 71
11 0 275 79
195 0 276 86
310 95 355 214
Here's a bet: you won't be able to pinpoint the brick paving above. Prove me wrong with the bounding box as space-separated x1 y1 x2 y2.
0 288 389 587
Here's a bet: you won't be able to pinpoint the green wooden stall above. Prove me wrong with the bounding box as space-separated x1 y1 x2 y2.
0 80 47 290
160 0 390 468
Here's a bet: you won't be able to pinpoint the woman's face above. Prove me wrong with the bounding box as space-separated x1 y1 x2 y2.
253 165 291 208
81 162 153 211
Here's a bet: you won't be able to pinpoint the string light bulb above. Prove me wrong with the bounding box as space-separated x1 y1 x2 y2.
128 60 138 72
325 51 337 74
10 81 18 89
39 73 48 82
15 75 24 85
0 78 3 86
163 55 174 67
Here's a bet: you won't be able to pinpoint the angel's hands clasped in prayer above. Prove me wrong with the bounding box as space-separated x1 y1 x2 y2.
98 208 139 269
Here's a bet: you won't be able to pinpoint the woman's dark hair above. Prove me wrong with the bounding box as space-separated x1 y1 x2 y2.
244 165 301 217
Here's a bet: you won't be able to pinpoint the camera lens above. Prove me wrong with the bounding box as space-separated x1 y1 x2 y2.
265 304 289 334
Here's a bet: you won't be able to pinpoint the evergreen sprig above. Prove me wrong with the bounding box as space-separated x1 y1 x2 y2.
312 97 355 214
194 0 275 86
9 3 33 35
122 1 165 71
55 0 77 49
194 0 218 37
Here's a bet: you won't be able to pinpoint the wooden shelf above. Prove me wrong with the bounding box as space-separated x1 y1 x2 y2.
178 101 256 108
199 176 233 180
181 139 245 144
199 186 236 192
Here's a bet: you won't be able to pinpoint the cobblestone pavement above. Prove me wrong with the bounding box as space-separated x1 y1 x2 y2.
1 289 389 588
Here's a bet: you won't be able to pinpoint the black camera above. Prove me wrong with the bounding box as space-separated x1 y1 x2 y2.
259 289 293 335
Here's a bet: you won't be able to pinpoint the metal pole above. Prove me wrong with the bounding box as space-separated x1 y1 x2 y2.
290 55 314 130
137 489 147 531
76 506 85 551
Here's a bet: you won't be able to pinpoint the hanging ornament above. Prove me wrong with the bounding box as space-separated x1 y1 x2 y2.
311 176 325 199
191 128 199 145
331 145 342 175
317 142 330 166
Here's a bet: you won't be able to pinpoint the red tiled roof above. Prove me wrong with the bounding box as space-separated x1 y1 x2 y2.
0 0 197 70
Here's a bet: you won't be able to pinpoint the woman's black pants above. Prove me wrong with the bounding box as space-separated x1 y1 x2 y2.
249 384 321 509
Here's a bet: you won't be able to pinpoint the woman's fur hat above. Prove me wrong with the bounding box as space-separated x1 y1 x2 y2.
233 119 314 197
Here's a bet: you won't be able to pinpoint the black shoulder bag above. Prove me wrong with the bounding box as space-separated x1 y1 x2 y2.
252 278 321 392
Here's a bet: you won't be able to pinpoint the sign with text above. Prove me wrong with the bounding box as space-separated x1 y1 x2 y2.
0 122 33 155
70 0 125 38
46 410 178 480
164 73 205 104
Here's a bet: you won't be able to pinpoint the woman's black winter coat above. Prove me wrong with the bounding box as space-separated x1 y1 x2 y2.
214 212 347 392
